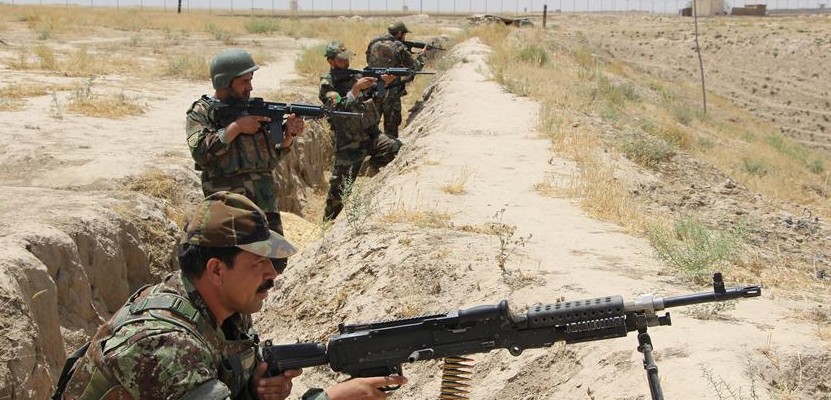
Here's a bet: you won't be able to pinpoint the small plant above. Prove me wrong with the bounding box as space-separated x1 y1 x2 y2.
701 365 761 400
683 300 737 320
441 166 472 195
741 157 769 177
206 22 235 45
244 18 280 34
647 216 744 284
670 103 704 126
67 80 147 119
380 208 454 228
488 209 533 276
129 34 142 47
34 44 57 71
517 45 549 66
341 175 375 234
49 92 63 119
807 159 825 175
620 136 675 168
164 53 209 81
598 76 640 107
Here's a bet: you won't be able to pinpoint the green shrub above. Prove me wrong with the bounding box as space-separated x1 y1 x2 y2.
517 45 549 66
741 157 769 177
621 136 675 168
244 18 280 34
648 217 744 284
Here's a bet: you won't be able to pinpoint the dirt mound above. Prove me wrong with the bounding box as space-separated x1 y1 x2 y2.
255 38 829 399
0 189 180 399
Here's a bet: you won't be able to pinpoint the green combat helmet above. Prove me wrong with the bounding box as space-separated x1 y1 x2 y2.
388 21 410 35
210 48 259 90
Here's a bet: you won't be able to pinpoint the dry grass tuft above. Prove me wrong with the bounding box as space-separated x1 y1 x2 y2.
380 208 454 229
67 81 147 119
440 166 472 195
124 169 188 228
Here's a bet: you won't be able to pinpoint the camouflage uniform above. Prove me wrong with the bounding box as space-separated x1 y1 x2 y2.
365 33 425 139
61 272 258 399
320 68 401 221
57 191 327 400
186 96 290 269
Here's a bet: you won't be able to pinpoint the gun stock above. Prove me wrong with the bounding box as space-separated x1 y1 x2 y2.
262 273 760 399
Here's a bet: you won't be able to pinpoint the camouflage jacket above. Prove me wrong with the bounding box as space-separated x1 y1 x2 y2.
365 34 425 98
186 95 291 179
365 34 425 71
59 272 335 400
318 70 383 153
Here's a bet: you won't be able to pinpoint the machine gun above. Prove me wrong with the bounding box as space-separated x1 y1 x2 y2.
330 67 436 98
262 273 761 400
213 97 362 144
402 39 446 53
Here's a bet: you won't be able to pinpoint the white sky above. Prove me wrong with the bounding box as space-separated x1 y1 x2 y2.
2 0 827 13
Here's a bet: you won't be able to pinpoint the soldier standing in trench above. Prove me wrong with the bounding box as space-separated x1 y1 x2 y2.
365 21 426 139
320 41 401 221
185 48 301 273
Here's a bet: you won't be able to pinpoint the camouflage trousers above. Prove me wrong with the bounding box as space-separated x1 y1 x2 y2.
202 171 287 271
323 134 401 221
379 93 403 139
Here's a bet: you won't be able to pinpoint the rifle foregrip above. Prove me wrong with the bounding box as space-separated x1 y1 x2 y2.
528 296 628 343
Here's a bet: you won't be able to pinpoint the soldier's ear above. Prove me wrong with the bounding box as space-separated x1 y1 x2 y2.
205 257 226 284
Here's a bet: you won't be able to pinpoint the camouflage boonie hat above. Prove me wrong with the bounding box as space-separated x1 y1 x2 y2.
184 192 297 259
325 41 354 60
388 21 410 34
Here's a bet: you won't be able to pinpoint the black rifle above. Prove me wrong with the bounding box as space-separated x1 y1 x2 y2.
214 97 362 144
330 67 436 98
402 40 446 52
262 273 761 400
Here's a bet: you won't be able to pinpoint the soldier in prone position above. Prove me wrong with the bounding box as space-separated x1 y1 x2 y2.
320 41 401 221
55 192 407 399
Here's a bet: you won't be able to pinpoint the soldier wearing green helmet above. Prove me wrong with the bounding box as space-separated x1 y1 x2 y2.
185 48 303 274
365 21 426 139
319 41 402 221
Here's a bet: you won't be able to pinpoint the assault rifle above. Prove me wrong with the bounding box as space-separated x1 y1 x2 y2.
330 67 436 98
402 39 446 53
214 97 362 144
262 273 761 400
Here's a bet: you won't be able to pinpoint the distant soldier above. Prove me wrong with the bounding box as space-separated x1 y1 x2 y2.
365 21 426 139
53 191 407 399
185 48 303 272
320 41 400 221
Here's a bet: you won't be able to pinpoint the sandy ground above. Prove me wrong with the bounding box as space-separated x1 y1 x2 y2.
258 38 828 399
1 12 829 400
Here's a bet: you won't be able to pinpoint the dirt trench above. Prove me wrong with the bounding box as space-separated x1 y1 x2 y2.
0 122 331 399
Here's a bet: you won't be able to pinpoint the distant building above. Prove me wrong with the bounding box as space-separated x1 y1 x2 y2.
680 0 728 16
731 4 767 15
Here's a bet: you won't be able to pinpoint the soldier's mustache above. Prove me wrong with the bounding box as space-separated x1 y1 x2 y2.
257 279 275 293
